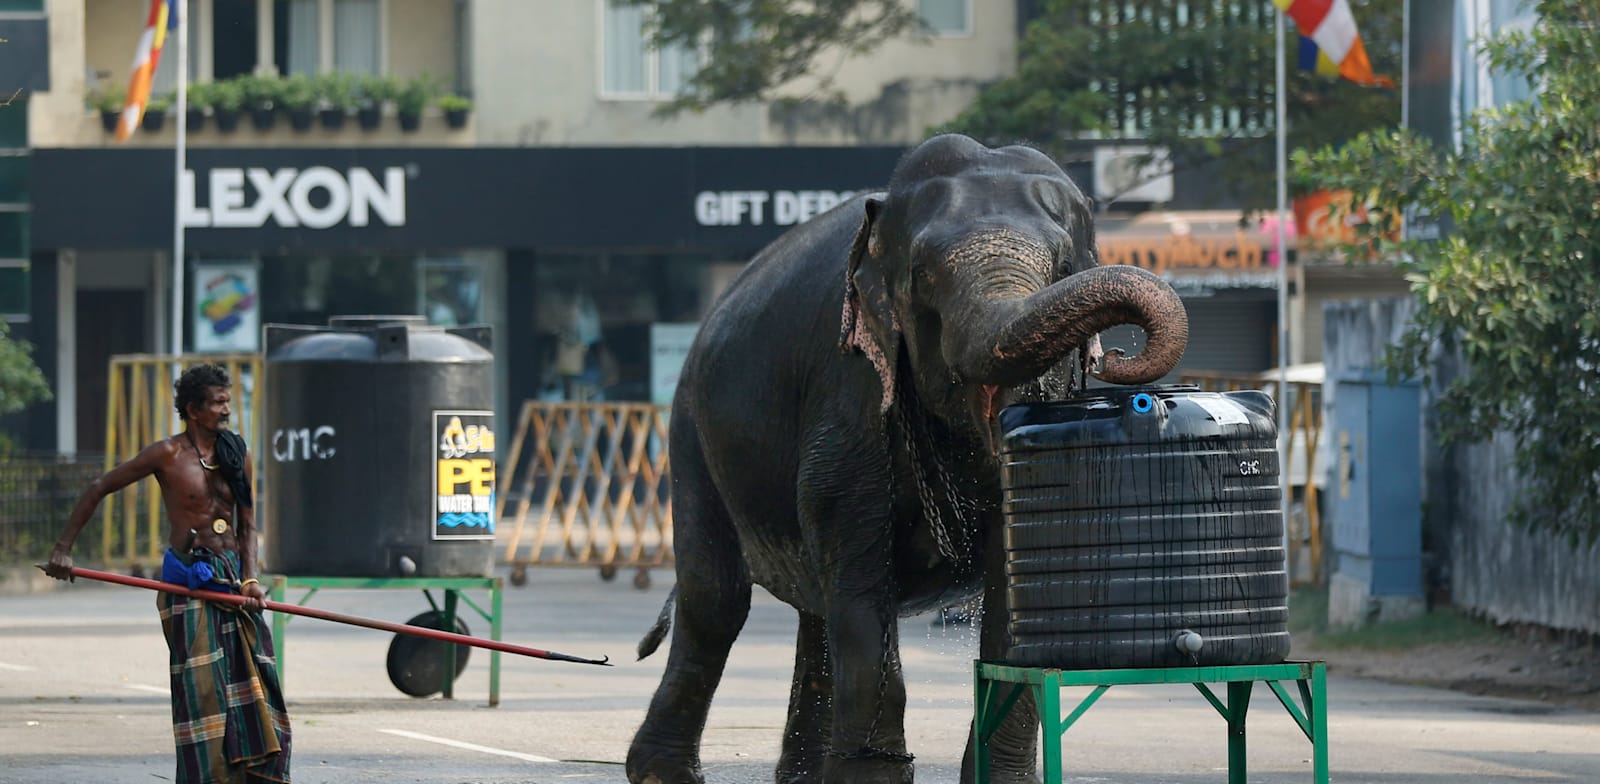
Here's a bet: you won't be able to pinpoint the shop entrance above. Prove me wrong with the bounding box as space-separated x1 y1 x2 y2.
75 290 146 454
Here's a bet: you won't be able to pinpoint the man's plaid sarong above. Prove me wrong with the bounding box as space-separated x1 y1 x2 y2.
158 549 291 783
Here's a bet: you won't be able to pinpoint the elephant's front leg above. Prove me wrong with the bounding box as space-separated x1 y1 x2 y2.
823 596 912 784
776 611 832 784
960 514 1041 784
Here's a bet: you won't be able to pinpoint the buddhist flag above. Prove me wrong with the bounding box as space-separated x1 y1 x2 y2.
115 0 178 142
1275 0 1395 88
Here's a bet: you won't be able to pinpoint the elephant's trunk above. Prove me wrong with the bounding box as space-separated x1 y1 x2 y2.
954 265 1189 387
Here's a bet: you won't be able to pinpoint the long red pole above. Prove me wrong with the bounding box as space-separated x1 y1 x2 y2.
39 565 611 666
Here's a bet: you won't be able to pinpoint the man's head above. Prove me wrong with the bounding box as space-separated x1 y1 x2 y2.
174 363 232 431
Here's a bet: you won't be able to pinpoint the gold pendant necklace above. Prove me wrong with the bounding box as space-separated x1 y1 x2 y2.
187 431 218 471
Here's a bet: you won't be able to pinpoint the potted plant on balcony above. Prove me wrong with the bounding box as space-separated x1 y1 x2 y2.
315 72 356 130
280 74 317 132
356 74 397 131
395 76 435 132
240 74 282 131
185 81 212 131
91 87 124 133
142 92 171 132
438 94 472 129
211 79 244 133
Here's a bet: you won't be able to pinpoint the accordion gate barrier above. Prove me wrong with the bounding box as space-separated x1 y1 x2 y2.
495 401 674 590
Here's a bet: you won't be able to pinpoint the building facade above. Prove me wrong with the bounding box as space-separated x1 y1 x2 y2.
5 0 1312 457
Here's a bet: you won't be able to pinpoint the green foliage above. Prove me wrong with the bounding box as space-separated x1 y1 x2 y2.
1296 0 1600 544
314 73 360 111
0 320 50 419
185 80 214 111
89 86 123 113
395 75 439 114
938 0 1401 210
278 74 317 111
623 0 924 116
437 94 473 112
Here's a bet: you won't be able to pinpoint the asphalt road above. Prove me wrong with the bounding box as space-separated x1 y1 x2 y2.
2 566 1597 783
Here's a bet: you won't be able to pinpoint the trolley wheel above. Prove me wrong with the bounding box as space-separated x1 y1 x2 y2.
633 569 651 591
598 563 618 582
386 610 472 698
509 565 528 587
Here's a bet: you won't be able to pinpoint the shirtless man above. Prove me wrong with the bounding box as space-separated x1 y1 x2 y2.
46 362 291 783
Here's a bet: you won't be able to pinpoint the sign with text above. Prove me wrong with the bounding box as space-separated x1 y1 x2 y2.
1098 232 1275 288
433 411 496 540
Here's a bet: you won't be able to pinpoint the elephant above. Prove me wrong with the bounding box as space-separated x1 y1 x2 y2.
625 133 1189 784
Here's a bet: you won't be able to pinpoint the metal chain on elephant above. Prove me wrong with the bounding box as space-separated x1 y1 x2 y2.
893 397 974 567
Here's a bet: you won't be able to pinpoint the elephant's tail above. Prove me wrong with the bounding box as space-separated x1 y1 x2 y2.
636 584 676 660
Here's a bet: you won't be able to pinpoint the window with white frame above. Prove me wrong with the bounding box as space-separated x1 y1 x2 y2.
918 0 971 37
276 0 383 77
602 0 701 99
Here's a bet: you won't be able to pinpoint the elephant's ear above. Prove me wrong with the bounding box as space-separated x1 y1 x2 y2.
839 197 899 414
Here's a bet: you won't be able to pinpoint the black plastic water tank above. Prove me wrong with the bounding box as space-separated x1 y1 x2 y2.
262 315 497 578
999 384 1289 669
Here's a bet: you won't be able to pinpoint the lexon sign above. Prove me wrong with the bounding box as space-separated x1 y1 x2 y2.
181 166 407 229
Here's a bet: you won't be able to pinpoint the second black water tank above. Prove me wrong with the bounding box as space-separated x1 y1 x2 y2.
1000 384 1289 669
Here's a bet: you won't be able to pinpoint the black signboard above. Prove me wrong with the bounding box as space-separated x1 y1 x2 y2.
30 146 910 254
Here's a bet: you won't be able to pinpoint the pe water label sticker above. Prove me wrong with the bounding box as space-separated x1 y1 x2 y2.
1193 396 1250 427
434 410 497 540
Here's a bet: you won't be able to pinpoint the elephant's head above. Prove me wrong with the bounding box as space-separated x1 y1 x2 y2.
840 134 1189 443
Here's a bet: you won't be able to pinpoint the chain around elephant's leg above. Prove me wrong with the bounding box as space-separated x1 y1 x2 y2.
821 604 912 784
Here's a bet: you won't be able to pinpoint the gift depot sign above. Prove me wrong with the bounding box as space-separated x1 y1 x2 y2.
694 189 859 227
180 165 409 229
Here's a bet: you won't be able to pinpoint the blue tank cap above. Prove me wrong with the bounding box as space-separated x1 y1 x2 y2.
1130 393 1155 413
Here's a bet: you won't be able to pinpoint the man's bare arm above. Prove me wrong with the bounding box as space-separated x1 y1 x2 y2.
237 450 267 610
46 442 166 579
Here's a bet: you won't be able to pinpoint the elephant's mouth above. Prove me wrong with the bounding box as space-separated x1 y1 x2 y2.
971 334 1105 456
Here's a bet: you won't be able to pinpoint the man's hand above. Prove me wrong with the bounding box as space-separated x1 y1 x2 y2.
241 581 267 612
45 544 75 582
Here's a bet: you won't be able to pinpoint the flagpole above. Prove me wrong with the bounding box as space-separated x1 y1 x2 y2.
1273 7 1291 579
170 0 187 361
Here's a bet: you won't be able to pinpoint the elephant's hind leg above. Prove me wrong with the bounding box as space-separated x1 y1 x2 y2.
626 425 752 784
777 611 833 783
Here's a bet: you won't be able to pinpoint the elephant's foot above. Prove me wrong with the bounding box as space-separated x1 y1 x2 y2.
625 744 703 784
978 769 1042 784
820 748 914 784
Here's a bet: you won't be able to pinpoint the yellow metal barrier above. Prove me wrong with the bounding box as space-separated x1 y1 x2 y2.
496 401 673 590
101 354 264 572
1179 371 1325 587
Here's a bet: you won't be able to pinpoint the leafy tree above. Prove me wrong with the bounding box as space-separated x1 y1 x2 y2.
938 0 1400 210
623 0 924 116
636 0 1400 210
0 319 50 418
1295 0 1600 544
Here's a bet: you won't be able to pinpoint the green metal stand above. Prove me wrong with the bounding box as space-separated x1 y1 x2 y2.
268 575 504 707
974 660 1329 784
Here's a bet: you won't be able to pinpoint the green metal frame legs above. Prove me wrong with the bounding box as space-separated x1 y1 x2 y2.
268 575 504 707
974 661 1329 784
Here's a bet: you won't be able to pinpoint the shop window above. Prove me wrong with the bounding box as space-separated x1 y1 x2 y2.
0 158 26 205
259 252 417 327
214 0 260 80
0 98 26 148
918 0 971 36
601 0 700 99
272 0 384 77
0 263 26 317
417 258 483 326
0 0 45 11
530 253 717 403
0 212 25 260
